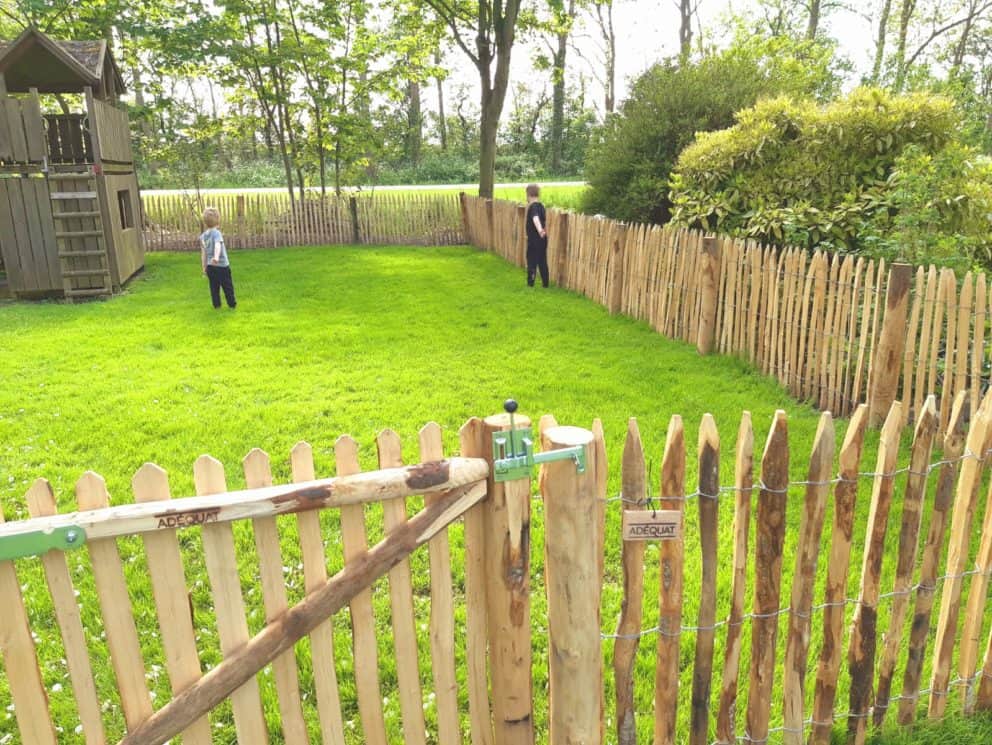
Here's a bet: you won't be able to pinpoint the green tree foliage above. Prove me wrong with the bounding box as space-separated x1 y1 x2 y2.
581 34 844 223
668 87 992 269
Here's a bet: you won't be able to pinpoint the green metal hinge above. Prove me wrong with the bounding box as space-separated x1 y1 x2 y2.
0 525 87 562
492 400 587 482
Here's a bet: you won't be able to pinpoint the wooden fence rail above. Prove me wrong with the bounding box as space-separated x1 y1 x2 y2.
461 195 991 439
5 400 992 742
140 190 464 251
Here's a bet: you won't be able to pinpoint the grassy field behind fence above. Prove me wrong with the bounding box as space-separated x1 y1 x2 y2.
0 246 990 744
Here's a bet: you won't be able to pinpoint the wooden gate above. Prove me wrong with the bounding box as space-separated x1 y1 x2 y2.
0 424 491 745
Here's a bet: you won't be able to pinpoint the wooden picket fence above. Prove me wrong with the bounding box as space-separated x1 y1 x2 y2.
461 195 991 438
140 190 464 251
4 399 992 743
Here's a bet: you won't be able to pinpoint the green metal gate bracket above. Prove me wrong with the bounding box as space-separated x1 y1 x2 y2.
492 399 587 482
0 525 86 562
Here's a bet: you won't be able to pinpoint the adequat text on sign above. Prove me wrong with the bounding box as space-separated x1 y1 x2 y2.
622 509 682 541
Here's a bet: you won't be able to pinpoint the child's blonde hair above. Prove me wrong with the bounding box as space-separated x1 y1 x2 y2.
526 183 540 198
203 207 221 228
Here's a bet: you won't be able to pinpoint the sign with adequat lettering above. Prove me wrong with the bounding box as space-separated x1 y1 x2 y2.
622 509 682 541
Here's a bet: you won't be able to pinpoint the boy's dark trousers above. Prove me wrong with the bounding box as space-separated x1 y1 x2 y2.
527 243 550 287
206 264 237 308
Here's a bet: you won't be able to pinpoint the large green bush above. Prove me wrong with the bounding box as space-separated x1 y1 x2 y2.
668 87 992 268
582 34 843 223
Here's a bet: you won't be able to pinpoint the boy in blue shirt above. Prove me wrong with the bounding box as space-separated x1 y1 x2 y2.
200 207 237 309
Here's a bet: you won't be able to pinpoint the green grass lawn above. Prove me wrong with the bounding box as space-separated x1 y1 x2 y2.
0 246 989 744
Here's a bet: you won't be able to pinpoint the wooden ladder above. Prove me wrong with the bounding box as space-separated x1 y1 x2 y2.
50 171 112 301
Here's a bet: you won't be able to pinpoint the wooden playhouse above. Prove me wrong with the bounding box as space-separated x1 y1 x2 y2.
0 27 144 300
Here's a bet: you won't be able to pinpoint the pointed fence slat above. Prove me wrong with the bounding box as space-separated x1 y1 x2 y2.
874 398 938 725
24 479 106 745
900 392 969 723
458 418 497 745
782 412 835 745
746 411 790 742
0 502 58 745
614 418 647 745
334 435 389 745
655 415 686 745
76 472 155 732
418 423 462 745
132 464 212 745
193 455 270 743
289 441 346 745
376 430 429 745
715 413 754 744
690 414 720 745
242 449 309 745
930 390 992 716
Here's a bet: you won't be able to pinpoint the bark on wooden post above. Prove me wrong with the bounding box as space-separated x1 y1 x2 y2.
483 411 535 745
516 204 527 268
555 212 569 287
542 425 602 745
349 196 361 244
782 412 835 745
236 194 246 249
690 414 720 745
696 236 720 355
715 412 753 744
459 191 472 245
486 198 496 252
608 226 628 315
848 402 903 744
746 410 789 743
614 419 646 745
867 264 913 426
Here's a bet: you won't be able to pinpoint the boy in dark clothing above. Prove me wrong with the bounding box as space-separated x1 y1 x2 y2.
200 206 237 309
525 183 549 287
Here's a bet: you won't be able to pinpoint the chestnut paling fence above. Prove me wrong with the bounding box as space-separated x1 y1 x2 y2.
3 398 992 744
140 190 464 251
461 195 991 439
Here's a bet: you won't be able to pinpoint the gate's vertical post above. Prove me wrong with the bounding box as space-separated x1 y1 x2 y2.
349 195 361 244
608 226 628 315
486 198 496 252
236 194 246 250
867 263 913 426
482 411 535 745
697 236 720 355
542 425 602 745
555 212 569 287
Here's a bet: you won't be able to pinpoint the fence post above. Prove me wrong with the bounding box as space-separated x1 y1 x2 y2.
555 212 569 287
516 204 527 268
608 226 627 315
697 236 720 355
236 194 245 250
542 424 601 745
867 264 913 426
482 411 534 745
349 196 361 244
486 198 496 251
459 191 471 245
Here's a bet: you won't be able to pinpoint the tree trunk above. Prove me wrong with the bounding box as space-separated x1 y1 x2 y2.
807 0 822 39
479 94 499 198
551 36 567 174
894 0 918 91
435 52 447 150
871 0 893 83
603 2 616 113
952 0 980 68
679 0 693 62
407 78 423 166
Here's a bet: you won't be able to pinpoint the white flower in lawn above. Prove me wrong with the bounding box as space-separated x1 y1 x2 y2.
51 683 62 693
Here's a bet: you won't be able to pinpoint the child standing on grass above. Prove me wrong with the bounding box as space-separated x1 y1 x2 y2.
525 183 549 288
200 207 237 309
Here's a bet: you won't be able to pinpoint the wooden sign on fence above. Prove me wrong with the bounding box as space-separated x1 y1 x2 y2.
622 509 682 541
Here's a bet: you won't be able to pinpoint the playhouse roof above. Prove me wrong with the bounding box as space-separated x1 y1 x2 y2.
0 27 126 96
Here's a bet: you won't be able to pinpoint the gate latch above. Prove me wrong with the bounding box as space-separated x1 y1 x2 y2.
0 525 87 562
491 399 587 482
